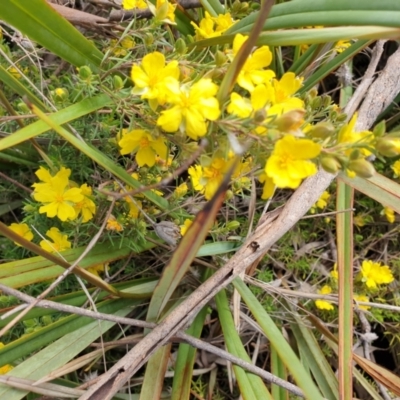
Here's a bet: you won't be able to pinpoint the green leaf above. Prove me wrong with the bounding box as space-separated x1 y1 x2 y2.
0 65 46 110
233 278 324 400
0 0 103 71
0 94 113 151
338 172 400 213
216 289 272 400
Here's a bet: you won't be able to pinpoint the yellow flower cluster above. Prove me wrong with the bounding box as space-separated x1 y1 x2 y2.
191 12 236 40
8 167 97 254
315 259 395 312
32 167 96 222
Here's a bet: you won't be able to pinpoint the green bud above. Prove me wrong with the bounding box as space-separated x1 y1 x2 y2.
375 137 400 157
336 113 348 122
53 87 69 101
373 120 386 138
42 315 53 326
320 155 341 174
348 159 375 178
240 2 249 12
321 95 332 108
17 102 30 113
232 0 241 11
311 96 322 110
215 50 228 67
254 108 266 123
78 65 92 80
308 122 335 139
144 33 154 46
113 75 124 91
225 189 234 200
175 38 187 55
349 149 361 160
226 220 241 231
155 0 169 21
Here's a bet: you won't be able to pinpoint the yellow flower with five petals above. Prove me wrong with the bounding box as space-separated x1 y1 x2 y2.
8 223 34 246
265 135 321 189
157 78 220 140
359 260 394 289
230 34 275 92
39 228 71 253
131 52 180 110
32 167 83 222
315 285 335 311
119 129 168 167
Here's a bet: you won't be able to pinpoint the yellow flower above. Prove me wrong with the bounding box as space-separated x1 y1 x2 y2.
8 223 34 246
335 40 351 53
87 263 109 277
354 294 370 310
265 135 321 189
0 343 12 374
359 260 394 289
189 157 228 200
157 78 220 140
74 184 96 222
122 0 147 9
106 216 124 232
383 206 395 223
118 129 168 167
191 12 235 40
392 160 400 177
180 219 193 236
231 34 275 91
338 114 374 156
310 190 330 213
124 197 142 219
32 167 84 222
251 74 304 114
8 66 22 80
154 0 176 23
315 285 335 311
214 13 236 32
40 228 71 253
259 172 275 200
330 263 338 281
227 92 253 118
131 52 180 110
173 182 188 199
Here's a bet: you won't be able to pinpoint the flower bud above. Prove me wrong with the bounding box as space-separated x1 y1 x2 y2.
349 149 361 160
375 138 400 157
226 220 240 231
253 108 266 123
311 96 322 110
17 102 30 113
232 0 241 11
175 38 187 55
54 87 68 101
113 75 124 91
215 50 228 66
320 155 341 174
78 66 92 80
155 0 169 21
321 95 332 108
274 109 305 132
348 159 375 178
144 33 154 46
308 122 335 139
336 113 348 122
373 120 386 138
